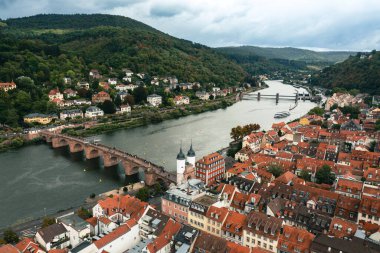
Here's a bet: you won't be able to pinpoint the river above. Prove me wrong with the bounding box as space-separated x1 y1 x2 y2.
0 80 317 228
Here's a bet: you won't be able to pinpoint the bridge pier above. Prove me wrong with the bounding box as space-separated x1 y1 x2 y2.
122 161 139 175
103 153 120 167
68 141 84 153
144 169 157 186
85 146 101 160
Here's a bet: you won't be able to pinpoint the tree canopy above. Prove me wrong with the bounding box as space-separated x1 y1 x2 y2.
315 165 335 185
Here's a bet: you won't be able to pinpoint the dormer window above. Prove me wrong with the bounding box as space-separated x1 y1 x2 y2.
285 233 290 238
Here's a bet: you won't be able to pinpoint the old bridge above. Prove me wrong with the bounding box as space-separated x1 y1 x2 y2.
40 131 177 186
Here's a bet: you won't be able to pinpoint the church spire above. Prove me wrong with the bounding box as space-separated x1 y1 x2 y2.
177 142 185 160
187 139 195 157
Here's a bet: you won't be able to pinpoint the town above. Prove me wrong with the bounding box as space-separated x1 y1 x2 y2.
1 90 380 253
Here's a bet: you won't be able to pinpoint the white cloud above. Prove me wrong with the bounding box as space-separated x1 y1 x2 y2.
1 0 380 50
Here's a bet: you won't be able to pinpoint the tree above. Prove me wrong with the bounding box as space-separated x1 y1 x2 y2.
3 229 19 244
133 86 148 104
124 95 135 106
114 95 122 107
42 217 56 228
299 170 311 181
100 100 116 114
267 165 283 178
308 107 324 116
315 165 335 184
136 187 150 201
230 123 260 141
77 208 92 220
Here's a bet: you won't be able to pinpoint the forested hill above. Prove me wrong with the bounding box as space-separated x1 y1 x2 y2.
0 14 246 86
3 14 156 31
216 46 354 63
310 51 380 95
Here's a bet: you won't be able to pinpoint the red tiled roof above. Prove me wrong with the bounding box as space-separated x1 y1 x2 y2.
197 152 224 165
97 194 149 220
277 225 315 253
226 241 251 253
275 171 297 185
86 217 98 227
206 206 229 223
222 210 246 236
15 238 42 253
360 196 380 217
146 219 181 253
99 216 113 225
329 217 358 238
335 178 363 195
94 224 131 249
0 245 20 253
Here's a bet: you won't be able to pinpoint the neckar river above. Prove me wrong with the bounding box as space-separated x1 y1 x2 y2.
0 80 317 228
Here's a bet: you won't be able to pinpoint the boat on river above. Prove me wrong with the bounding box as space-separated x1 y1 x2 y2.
274 111 291 118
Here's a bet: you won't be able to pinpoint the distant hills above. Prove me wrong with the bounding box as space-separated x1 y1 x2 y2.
216 46 355 63
0 14 246 86
311 51 380 94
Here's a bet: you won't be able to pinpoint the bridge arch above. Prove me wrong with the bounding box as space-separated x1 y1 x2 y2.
69 142 84 153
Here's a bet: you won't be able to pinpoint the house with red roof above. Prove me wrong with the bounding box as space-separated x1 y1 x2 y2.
243 211 283 252
277 225 315 253
195 152 225 186
335 195 360 222
145 219 181 253
334 178 363 199
204 206 229 237
92 91 111 104
81 220 139 253
0 81 16 92
328 217 358 239
221 210 247 245
243 132 265 153
15 238 45 253
92 194 150 224
364 167 380 185
358 195 380 225
48 88 64 101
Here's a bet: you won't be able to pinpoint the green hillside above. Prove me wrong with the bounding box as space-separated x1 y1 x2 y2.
0 14 246 86
311 51 380 94
216 46 354 63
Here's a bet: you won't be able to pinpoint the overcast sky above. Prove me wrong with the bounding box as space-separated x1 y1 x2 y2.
1 0 380 51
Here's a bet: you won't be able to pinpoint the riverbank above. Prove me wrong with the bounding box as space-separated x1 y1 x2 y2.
0 85 266 152
65 87 268 138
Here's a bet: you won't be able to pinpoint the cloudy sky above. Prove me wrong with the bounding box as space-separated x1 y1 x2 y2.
1 0 380 51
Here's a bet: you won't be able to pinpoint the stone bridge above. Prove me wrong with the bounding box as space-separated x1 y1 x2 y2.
41 131 177 186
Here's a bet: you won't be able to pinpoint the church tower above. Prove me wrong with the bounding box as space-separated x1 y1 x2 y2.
176 146 186 184
187 143 196 166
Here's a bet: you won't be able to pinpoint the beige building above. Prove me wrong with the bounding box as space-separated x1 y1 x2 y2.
243 212 283 252
204 206 229 237
188 195 217 232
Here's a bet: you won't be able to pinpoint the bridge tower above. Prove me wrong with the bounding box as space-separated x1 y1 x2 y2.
276 93 279 104
176 146 186 185
295 92 299 103
257 92 261 101
187 142 196 166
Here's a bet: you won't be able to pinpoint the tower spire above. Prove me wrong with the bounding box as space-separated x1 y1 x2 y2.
177 141 185 160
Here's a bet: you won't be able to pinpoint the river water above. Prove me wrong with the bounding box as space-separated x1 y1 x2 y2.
0 80 316 228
